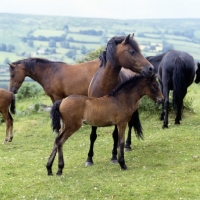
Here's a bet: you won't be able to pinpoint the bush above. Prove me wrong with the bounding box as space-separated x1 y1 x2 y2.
77 46 105 63
16 82 44 100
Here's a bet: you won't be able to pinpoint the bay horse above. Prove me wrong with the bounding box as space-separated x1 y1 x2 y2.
0 89 16 143
47 75 163 175
194 62 200 83
8 58 101 102
146 50 195 128
85 34 154 166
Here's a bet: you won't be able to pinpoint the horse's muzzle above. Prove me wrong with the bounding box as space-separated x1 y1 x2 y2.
142 65 155 77
156 98 164 105
10 88 18 94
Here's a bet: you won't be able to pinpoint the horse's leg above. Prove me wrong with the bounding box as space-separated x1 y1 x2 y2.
160 103 165 121
117 123 127 170
110 125 118 163
85 126 97 166
159 82 165 120
175 98 183 124
163 87 169 128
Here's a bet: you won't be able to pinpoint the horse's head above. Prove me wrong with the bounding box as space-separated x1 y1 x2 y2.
195 62 200 84
145 75 164 104
113 34 154 77
8 62 26 94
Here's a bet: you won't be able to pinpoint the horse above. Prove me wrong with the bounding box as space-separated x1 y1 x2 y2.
8 58 101 102
0 89 16 143
146 50 195 128
85 34 155 166
194 62 200 83
46 74 164 175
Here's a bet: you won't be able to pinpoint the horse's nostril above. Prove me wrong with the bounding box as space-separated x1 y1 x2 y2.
149 66 153 71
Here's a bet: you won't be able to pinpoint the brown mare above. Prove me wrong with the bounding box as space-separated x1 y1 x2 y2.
86 34 155 166
0 89 16 143
8 58 101 102
47 75 163 175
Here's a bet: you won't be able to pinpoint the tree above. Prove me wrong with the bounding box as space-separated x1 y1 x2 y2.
0 43 6 51
60 40 69 48
48 39 56 47
65 50 76 58
27 40 34 47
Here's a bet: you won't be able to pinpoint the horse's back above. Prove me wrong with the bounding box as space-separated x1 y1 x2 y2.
47 59 101 98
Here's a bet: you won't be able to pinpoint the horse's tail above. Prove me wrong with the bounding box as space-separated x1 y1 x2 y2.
50 100 62 132
131 110 143 140
10 93 16 115
173 57 187 110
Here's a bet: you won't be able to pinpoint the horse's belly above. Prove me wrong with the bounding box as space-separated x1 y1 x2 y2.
82 118 114 127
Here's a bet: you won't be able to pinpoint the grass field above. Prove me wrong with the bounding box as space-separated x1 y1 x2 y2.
0 83 200 199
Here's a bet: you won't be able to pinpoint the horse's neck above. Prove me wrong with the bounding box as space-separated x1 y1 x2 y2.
25 64 50 86
117 81 144 111
88 62 121 97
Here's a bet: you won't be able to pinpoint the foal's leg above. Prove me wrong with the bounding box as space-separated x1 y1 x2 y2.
46 141 58 175
110 125 118 163
85 126 97 166
7 112 13 142
117 123 127 170
1 111 9 144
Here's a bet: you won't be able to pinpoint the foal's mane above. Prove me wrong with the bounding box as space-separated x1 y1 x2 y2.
12 58 64 73
99 35 141 67
109 74 144 96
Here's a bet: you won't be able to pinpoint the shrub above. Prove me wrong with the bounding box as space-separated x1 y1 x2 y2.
76 46 105 63
16 82 44 100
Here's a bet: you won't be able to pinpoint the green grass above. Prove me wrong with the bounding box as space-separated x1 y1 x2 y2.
0 84 200 199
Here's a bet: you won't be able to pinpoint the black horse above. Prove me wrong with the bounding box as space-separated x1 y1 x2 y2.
146 50 195 128
194 62 200 83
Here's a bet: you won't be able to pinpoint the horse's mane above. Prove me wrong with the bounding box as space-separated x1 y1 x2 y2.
99 35 141 67
146 52 167 61
12 58 64 73
109 74 144 96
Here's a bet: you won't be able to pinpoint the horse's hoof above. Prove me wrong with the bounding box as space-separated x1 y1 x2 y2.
121 165 128 170
47 172 53 176
162 124 168 129
56 171 62 176
175 121 180 125
124 147 132 152
110 159 118 164
85 161 94 167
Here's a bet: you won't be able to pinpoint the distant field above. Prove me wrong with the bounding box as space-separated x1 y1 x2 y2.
69 26 104 33
1 13 200 66
32 29 65 37
67 33 101 43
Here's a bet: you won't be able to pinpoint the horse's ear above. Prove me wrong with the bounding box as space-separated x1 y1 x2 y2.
198 62 200 67
131 33 134 39
8 63 15 68
124 34 130 44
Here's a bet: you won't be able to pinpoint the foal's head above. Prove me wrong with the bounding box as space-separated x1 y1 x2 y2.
105 34 154 77
144 75 164 104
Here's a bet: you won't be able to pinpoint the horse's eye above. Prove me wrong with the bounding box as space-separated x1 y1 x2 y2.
151 84 157 90
129 50 135 55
